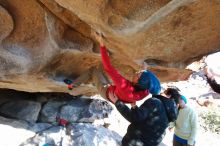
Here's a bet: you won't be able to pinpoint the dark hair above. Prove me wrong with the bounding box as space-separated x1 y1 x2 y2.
134 84 146 92
165 87 181 105
165 87 180 95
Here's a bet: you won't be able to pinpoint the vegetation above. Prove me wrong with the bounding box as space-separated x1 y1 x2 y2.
198 105 220 134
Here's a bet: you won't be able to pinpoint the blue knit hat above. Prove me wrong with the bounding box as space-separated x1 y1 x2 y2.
138 70 161 95
180 95 187 104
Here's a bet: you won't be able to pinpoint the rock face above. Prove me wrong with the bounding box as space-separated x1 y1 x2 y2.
0 0 220 95
0 5 13 42
0 92 120 146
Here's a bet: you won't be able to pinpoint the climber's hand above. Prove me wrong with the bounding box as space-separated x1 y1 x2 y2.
93 31 104 46
108 91 118 104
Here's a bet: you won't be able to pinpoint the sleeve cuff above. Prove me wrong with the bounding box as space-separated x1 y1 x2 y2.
187 139 194 145
100 45 105 48
131 105 137 110
115 100 121 106
205 74 214 81
169 122 175 128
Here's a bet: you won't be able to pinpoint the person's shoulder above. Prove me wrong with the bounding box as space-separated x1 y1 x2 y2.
186 104 195 110
185 105 197 114
144 97 162 106
146 97 160 101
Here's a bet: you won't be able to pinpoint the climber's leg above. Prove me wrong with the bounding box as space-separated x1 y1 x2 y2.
92 66 110 100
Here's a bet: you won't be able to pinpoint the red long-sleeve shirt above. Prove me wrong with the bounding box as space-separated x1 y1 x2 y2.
100 46 149 103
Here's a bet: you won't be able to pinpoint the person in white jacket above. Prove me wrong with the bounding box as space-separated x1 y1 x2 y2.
171 94 198 146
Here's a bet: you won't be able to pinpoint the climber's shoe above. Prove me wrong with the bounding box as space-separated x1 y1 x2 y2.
63 79 73 85
67 84 73 90
63 79 75 90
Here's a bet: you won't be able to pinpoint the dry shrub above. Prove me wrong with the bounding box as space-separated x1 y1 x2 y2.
198 105 220 134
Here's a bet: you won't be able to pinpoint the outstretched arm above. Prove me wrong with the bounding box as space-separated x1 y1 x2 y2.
94 32 126 87
115 100 149 123
108 91 149 123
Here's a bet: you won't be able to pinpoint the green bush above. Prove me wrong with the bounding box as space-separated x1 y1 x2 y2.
198 105 220 134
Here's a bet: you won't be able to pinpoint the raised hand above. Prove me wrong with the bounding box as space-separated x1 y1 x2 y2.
93 31 104 46
108 90 118 104
130 102 137 109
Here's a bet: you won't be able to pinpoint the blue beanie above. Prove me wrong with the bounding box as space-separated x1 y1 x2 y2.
138 70 161 95
180 95 187 104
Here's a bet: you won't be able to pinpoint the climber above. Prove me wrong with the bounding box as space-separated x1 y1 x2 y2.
93 32 161 103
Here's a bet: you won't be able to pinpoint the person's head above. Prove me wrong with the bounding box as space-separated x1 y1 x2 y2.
133 70 161 95
164 86 179 94
164 87 181 105
178 95 187 108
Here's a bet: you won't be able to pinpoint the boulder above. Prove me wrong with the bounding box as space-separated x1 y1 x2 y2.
0 100 41 123
59 98 112 123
